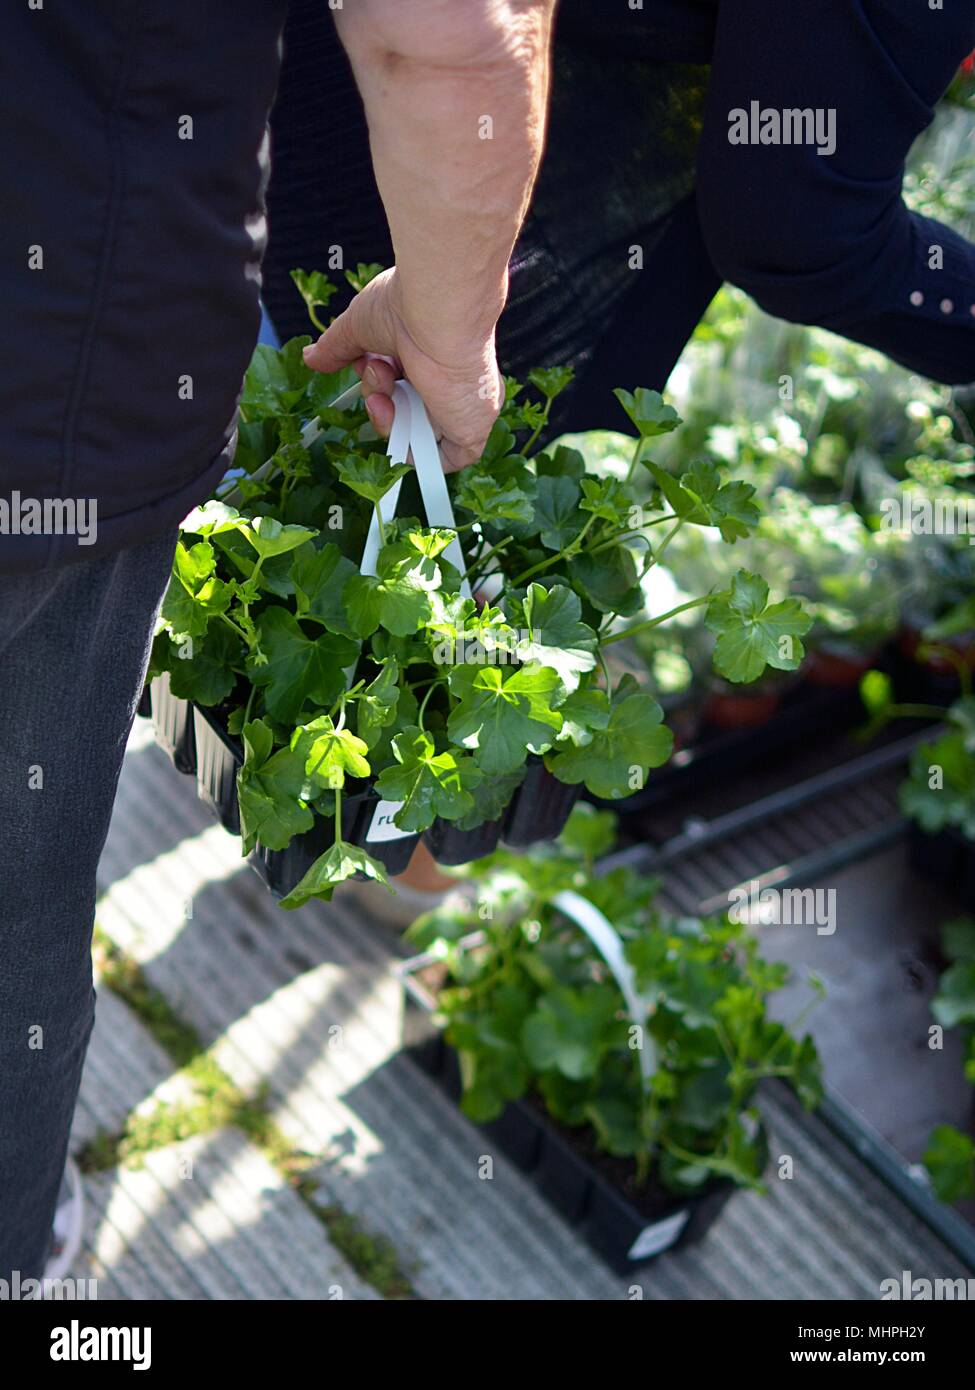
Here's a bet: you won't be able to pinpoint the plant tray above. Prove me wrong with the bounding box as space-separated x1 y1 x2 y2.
397 943 735 1273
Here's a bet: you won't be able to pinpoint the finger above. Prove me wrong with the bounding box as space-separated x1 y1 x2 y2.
439 437 481 473
364 392 396 438
303 296 388 374
360 355 399 398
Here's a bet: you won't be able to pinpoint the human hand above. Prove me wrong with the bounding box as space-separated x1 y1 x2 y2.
302 268 504 472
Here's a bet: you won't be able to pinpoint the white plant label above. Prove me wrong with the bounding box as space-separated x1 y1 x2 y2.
627 1209 690 1262
367 800 413 843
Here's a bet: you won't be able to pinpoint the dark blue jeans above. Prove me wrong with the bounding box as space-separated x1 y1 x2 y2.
0 527 176 1281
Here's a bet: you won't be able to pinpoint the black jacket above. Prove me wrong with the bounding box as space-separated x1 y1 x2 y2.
0 0 288 573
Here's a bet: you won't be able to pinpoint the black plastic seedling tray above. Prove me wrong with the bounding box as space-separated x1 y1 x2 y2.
397 941 735 1274
154 695 581 891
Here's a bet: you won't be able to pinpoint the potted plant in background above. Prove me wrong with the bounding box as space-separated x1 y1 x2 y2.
869 466 975 704
398 804 824 1271
144 274 811 908
754 488 900 689
923 915 975 1204
901 692 975 908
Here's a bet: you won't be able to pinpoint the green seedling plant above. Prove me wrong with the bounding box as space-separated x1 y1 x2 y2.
900 699 975 841
924 915 975 1203
406 805 824 1195
150 270 811 907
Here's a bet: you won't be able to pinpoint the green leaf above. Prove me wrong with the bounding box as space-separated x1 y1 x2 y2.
243 516 318 562
161 545 218 640
237 718 314 854
534 475 582 550
279 840 392 909
166 624 242 707
181 499 249 538
290 268 338 320
292 715 371 791
613 387 681 438
553 687 611 746
528 366 575 401
549 676 673 799
374 727 484 832
645 460 759 542
248 607 359 723
291 543 358 637
334 452 412 505
859 668 894 721
241 339 314 419
579 476 626 524
451 769 526 831
571 546 642 617
790 1034 825 1110
343 262 384 293
923 1124 975 1203
557 803 618 860
522 986 620 1081
584 1097 643 1158
900 733 975 837
343 545 440 638
706 570 812 683
356 660 401 750
940 916 975 963
516 583 598 692
931 961 975 1029
446 664 564 774
452 466 534 527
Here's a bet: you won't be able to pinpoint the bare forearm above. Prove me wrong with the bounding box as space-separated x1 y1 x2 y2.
335 1 555 361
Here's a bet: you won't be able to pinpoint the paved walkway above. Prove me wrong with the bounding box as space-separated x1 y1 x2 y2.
70 718 973 1299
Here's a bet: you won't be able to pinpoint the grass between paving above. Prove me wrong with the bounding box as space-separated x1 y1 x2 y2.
80 926 417 1300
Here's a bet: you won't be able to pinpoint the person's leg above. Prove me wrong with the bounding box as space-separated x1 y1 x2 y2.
696 0 975 383
0 526 176 1283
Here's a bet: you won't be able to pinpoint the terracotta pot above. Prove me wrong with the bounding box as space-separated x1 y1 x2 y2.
898 625 975 675
700 687 781 731
804 645 878 689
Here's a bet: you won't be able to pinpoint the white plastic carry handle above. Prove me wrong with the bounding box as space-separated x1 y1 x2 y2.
552 890 658 1083
360 380 471 598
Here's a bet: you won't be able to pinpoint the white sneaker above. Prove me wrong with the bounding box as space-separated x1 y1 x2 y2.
42 1157 84 1288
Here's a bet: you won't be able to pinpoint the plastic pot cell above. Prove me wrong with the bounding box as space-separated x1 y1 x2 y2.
249 787 420 899
149 674 196 774
584 1164 735 1274
249 820 333 900
136 684 152 719
345 791 420 877
482 1100 545 1175
423 815 503 867
193 705 242 834
502 759 581 848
